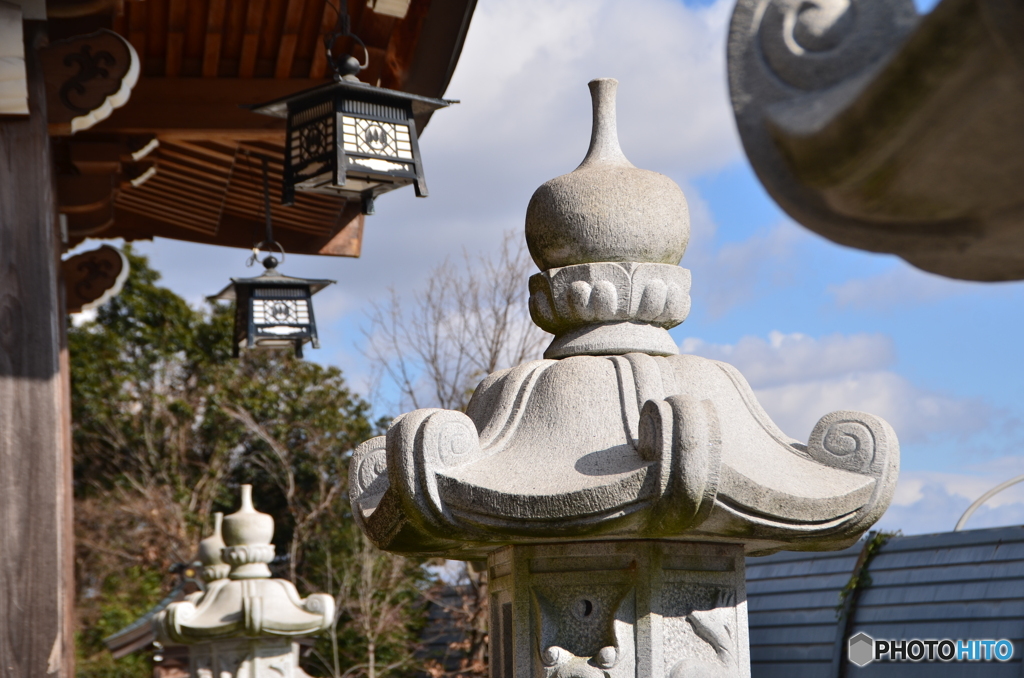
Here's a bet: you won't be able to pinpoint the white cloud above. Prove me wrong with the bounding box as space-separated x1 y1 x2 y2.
685 223 809 316
682 331 990 443
875 464 1024 535
829 263 985 310
681 331 894 388
755 371 989 444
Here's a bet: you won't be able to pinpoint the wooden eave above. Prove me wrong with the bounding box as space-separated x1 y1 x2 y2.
49 0 476 257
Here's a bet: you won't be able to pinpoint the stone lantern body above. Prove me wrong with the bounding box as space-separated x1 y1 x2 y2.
350 79 900 678
154 486 334 678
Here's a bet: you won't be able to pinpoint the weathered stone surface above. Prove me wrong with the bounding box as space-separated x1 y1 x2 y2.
529 262 690 358
351 77 900 678
729 0 1024 281
488 541 748 678
525 79 689 272
187 638 307 678
351 352 898 559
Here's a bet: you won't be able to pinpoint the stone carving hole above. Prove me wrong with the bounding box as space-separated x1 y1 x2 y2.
573 598 595 620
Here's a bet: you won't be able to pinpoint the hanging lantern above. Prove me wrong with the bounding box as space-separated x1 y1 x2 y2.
210 256 334 359
210 155 334 358
247 6 454 214
249 79 452 214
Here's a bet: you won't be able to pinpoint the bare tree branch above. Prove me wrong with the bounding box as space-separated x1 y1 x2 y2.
361 230 549 414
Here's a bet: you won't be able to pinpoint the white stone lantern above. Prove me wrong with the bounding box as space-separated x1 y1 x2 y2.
349 79 900 677
154 485 334 678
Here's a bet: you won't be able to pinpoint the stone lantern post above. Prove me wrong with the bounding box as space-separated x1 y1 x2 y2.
350 79 900 678
154 485 334 678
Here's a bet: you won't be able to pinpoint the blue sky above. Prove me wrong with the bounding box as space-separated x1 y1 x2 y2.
82 0 1024 537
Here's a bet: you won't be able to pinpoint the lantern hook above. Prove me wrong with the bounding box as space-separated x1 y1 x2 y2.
324 0 369 79
247 241 286 269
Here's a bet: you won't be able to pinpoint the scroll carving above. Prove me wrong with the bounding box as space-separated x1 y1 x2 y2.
40 29 139 135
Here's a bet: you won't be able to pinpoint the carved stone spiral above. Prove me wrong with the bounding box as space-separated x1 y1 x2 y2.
352 438 388 500
757 0 917 90
422 411 480 469
807 411 877 473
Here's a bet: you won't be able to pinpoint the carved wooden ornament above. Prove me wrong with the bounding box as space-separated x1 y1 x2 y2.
62 244 129 313
40 29 139 135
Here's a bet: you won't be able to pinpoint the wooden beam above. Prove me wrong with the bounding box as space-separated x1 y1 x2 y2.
126 0 147 64
171 138 238 161
107 203 364 256
238 0 267 78
308 0 335 78
165 0 187 76
381 0 430 90
92 78 328 135
275 0 306 78
152 155 233 184
0 21 74 678
157 146 233 173
132 176 225 208
118 181 223 214
202 0 227 77
116 192 220 232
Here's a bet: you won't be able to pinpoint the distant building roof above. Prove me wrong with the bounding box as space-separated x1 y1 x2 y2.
747 525 1024 676
103 580 188 659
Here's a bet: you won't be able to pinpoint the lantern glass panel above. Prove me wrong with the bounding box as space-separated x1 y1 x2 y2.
249 286 317 350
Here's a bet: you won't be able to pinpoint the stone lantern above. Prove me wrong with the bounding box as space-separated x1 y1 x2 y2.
349 78 899 677
154 485 334 678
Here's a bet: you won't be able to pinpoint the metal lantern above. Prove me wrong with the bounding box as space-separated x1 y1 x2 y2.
211 257 334 358
249 79 453 214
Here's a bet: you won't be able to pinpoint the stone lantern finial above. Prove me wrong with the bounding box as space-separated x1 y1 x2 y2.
197 512 230 582
525 78 692 358
222 484 276 579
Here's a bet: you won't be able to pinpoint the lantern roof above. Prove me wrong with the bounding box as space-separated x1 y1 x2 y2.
210 266 336 302
249 78 457 120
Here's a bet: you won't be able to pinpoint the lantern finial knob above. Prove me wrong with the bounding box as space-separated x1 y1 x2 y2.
197 512 231 582
524 78 690 273
579 78 632 170
221 484 276 579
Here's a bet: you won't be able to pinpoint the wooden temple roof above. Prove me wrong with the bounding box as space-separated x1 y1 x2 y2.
48 0 475 256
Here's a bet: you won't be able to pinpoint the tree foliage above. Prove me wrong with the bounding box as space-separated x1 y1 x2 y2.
71 248 419 678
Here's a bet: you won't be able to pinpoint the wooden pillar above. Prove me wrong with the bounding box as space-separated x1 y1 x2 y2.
0 20 74 678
